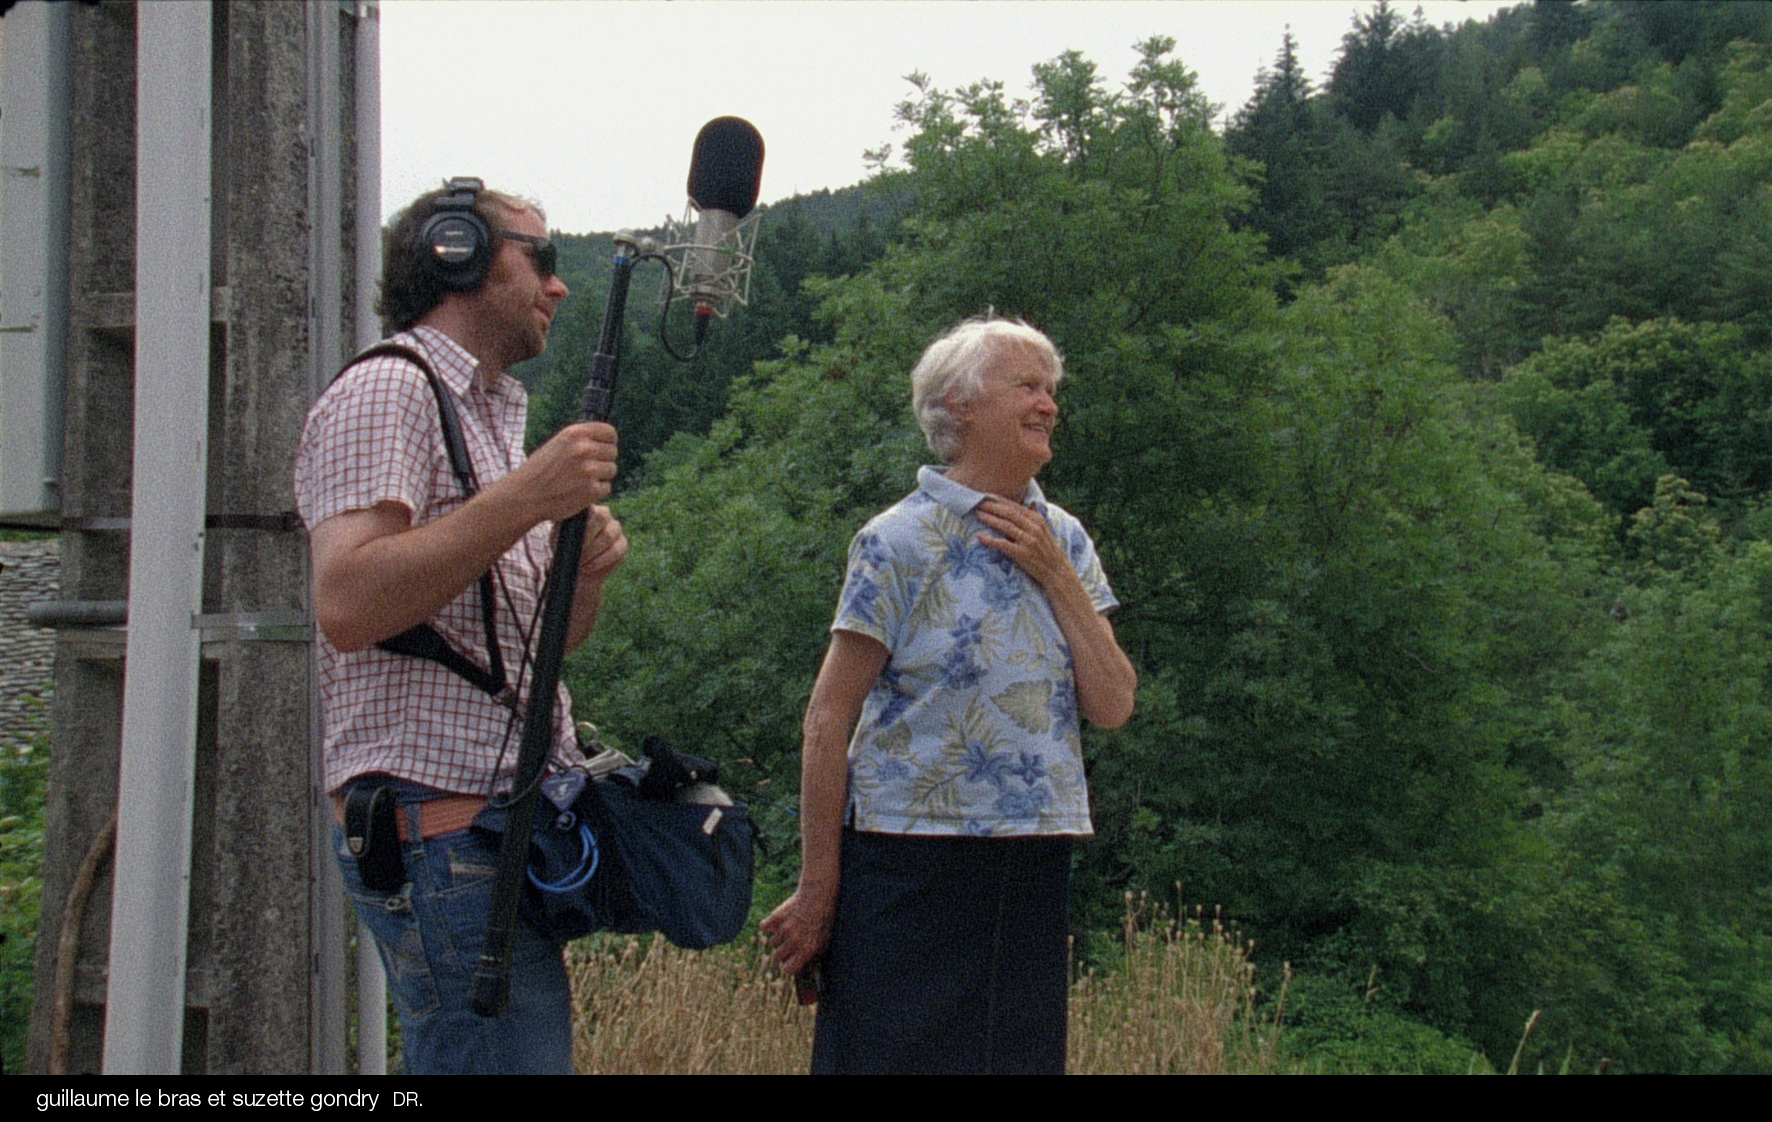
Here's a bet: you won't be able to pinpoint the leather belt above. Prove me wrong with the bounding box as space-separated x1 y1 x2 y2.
333 792 487 841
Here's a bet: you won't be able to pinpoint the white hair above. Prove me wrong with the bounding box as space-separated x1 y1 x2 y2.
910 317 1064 462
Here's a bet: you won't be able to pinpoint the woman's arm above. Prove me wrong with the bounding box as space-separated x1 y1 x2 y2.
760 629 889 976
975 497 1137 728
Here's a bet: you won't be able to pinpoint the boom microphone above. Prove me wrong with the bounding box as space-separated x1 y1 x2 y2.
474 118 762 1019
689 116 765 219
675 117 765 344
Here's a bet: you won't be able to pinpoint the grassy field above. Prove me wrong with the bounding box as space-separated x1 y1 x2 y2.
568 896 1283 1075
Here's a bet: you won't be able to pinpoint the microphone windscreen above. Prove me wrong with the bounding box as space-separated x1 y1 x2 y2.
687 117 765 218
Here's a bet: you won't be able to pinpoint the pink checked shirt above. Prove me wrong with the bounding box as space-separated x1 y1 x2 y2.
294 327 583 795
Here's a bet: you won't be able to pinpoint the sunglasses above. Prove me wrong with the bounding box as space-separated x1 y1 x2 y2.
497 230 558 279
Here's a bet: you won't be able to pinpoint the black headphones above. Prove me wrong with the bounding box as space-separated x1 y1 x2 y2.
419 176 493 292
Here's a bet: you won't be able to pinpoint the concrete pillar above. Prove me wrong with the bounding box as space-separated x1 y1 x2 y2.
27 0 364 1075
28 0 139 1076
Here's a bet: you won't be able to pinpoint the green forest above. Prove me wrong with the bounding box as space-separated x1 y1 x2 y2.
518 1 1772 1074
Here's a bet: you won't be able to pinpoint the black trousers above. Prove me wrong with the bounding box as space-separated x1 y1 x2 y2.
811 829 1073 1075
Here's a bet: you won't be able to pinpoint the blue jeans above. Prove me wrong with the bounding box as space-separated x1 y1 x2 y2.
335 807 572 1075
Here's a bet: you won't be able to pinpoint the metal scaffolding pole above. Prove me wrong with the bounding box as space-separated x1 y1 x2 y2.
103 0 213 1075
348 0 389 1075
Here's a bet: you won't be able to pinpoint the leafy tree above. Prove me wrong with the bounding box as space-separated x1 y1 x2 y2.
1526 533 1772 1071
1314 111 1426 266
1500 318 1772 523
1101 268 1611 1053
1370 188 1535 377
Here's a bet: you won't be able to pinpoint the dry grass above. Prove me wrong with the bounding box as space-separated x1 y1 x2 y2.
568 895 1283 1074
569 933 816 1074
1068 894 1285 1074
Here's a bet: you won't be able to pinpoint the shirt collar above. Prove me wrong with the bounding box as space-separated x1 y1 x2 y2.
917 464 1047 518
405 325 517 402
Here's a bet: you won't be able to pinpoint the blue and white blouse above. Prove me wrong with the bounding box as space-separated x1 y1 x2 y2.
833 466 1119 837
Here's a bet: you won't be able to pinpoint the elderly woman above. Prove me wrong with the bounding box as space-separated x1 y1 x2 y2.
762 317 1137 1074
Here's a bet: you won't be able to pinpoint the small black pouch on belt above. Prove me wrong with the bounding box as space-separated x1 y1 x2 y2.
343 782 406 892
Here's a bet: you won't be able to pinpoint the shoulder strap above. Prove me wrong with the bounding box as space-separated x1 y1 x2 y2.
337 342 517 710
344 342 481 496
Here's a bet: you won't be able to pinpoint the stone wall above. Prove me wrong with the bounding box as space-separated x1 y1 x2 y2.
0 540 58 751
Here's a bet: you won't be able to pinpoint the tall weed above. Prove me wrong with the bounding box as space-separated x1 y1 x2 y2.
1069 895 1284 1075
567 894 1282 1074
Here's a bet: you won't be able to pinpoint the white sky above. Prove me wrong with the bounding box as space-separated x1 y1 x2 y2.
381 0 1519 235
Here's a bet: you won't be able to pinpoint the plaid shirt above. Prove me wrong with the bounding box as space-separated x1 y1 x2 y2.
295 327 583 795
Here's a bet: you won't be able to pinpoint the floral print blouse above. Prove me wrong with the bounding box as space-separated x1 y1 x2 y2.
833 466 1118 836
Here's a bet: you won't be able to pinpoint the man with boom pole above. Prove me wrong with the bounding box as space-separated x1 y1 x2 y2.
295 180 626 1074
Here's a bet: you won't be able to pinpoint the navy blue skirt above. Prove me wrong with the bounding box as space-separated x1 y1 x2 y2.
811 829 1073 1075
